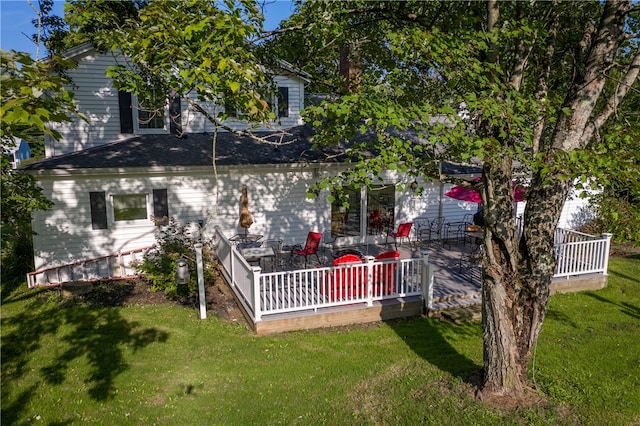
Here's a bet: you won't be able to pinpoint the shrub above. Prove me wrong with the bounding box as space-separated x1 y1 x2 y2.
589 194 640 246
135 216 216 299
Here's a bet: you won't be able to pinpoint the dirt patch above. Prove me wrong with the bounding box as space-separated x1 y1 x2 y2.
610 242 640 258
61 271 246 324
477 386 548 412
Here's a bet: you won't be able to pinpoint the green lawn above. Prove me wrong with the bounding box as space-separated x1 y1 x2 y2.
2 256 638 425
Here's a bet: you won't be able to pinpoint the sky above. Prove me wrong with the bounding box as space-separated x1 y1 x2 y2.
0 0 296 58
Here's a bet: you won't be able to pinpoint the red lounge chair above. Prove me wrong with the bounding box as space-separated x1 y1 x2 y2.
373 251 400 296
292 231 322 267
386 222 413 250
323 254 365 301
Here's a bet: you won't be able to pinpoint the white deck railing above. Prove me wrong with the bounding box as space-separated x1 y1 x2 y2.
213 227 430 322
26 246 152 288
554 229 612 279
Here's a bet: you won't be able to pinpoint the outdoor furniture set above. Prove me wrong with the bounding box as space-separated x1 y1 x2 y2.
230 214 481 275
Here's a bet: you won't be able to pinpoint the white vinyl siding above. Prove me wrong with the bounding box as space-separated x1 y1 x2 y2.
30 165 589 271
30 167 328 270
46 51 124 156
47 47 307 157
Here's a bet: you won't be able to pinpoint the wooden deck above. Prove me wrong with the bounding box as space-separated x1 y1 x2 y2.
224 236 609 335
229 239 484 334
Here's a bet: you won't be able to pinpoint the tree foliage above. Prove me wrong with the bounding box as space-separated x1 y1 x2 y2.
0 49 80 280
0 50 79 142
63 0 287 137
268 0 639 398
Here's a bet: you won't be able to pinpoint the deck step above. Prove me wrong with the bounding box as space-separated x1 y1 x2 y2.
429 291 482 323
438 303 482 324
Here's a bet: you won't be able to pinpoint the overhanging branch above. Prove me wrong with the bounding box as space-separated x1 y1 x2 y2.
182 96 298 146
590 47 640 134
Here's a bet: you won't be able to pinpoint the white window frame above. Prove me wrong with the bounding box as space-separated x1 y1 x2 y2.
132 93 168 134
108 192 151 227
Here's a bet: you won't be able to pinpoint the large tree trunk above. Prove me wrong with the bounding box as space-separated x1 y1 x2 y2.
479 0 633 397
480 166 572 396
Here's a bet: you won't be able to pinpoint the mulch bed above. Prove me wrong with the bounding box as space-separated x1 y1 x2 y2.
60 272 246 324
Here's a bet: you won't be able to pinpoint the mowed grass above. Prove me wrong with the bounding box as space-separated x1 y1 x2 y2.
1 255 638 425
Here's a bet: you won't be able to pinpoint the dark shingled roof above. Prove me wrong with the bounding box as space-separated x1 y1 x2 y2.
22 125 349 171
22 124 481 176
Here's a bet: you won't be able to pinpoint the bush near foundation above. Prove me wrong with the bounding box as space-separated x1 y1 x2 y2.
135 216 216 299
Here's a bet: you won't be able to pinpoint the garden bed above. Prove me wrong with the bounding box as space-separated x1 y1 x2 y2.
59 273 246 323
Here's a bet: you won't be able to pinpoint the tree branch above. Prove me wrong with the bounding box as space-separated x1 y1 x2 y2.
26 0 41 60
182 95 298 146
626 5 640 14
532 9 560 155
591 46 640 133
252 24 308 43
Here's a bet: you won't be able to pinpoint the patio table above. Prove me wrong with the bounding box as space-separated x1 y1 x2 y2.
240 246 276 271
230 233 263 243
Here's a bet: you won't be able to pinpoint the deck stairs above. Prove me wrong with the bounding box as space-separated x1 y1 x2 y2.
26 246 152 288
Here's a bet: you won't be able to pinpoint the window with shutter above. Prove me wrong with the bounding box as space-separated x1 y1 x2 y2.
118 91 134 134
277 86 289 117
153 189 169 222
137 92 165 129
90 192 108 230
113 194 147 221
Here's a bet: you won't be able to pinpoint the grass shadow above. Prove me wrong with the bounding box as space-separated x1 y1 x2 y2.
582 291 640 320
607 266 640 286
1 286 169 425
385 314 483 386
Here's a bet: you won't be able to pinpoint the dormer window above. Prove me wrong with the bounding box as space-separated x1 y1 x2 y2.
135 89 166 132
119 90 181 135
277 86 289 118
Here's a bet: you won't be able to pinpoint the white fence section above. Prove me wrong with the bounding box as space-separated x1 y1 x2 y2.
214 227 427 322
26 246 152 288
554 229 612 279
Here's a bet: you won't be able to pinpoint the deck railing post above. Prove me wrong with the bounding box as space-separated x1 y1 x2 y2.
421 250 434 311
365 256 375 307
602 233 613 276
229 237 236 288
252 266 262 321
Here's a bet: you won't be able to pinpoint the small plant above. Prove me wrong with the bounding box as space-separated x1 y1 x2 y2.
136 216 215 299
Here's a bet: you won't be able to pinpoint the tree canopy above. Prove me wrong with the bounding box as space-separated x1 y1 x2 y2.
267 0 639 399
0 49 80 279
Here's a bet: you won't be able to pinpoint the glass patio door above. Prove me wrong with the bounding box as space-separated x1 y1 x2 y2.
366 185 395 236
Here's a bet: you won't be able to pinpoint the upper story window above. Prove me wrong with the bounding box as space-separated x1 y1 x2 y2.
135 90 166 132
119 89 181 135
226 86 289 119
277 87 289 118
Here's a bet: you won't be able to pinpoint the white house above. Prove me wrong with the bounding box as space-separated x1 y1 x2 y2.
22 44 589 272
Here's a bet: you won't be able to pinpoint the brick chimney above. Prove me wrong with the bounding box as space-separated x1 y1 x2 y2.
339 43 361 93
